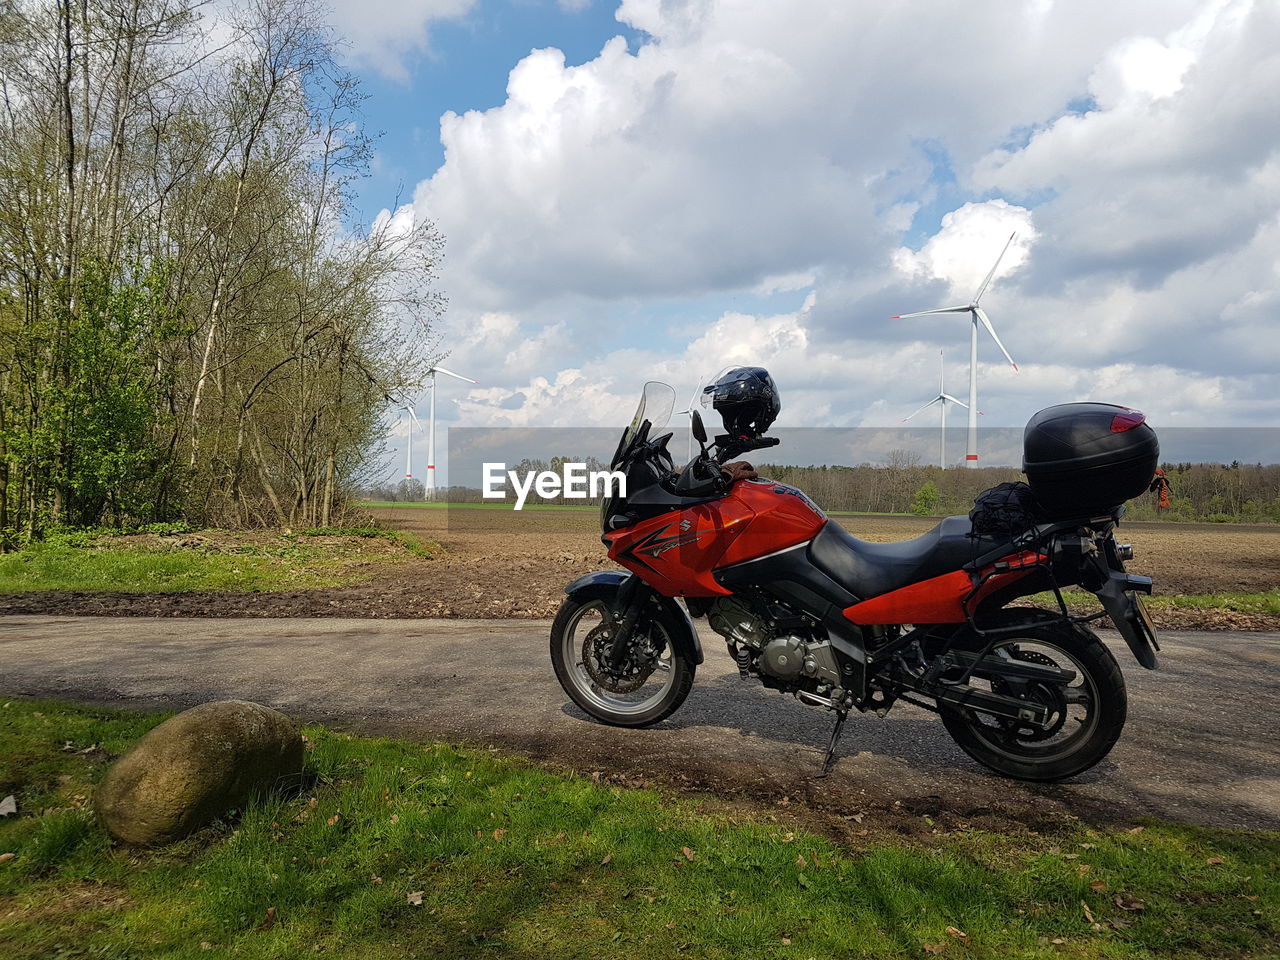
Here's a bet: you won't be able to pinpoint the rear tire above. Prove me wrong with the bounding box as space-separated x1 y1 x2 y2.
550 591 695 728
938 610 1127 781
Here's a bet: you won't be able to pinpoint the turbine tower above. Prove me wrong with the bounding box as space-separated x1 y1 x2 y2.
403 406 421 490
902 350 969 468
425 365 478 500
893 232 1020 468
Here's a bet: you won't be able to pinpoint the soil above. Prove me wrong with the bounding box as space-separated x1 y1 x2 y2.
1 508 1277 629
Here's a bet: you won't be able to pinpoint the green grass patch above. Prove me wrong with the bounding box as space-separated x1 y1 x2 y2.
0 527 439 594
1 698 1276 959
1030 589 1280 617
1144 589 1280 615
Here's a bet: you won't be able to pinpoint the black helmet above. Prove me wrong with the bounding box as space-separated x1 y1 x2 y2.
701 366 780 438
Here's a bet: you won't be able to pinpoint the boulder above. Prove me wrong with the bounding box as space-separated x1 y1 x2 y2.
95 700 304 845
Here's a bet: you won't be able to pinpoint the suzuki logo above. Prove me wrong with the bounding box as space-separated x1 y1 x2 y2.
680 519 693 532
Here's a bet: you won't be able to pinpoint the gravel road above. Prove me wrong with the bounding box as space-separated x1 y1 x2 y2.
1 616 1276 831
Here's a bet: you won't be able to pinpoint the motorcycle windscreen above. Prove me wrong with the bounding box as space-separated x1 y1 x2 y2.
611 381 676 469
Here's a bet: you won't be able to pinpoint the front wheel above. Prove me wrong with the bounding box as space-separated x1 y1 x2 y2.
550 592 695 728
939 611 1127 781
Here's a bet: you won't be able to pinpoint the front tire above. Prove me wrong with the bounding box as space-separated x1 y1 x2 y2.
938 610 1127 781
550 591 695 728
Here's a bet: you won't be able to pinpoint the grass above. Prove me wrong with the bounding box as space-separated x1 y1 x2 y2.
1032 589 1280 617
1 699 1276 959
0 526 438 595
1145 589 1280 616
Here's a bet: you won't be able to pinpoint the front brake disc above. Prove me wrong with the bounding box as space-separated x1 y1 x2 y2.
583 624 657 694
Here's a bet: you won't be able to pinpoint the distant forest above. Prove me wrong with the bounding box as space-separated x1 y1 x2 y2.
367 457 1280 524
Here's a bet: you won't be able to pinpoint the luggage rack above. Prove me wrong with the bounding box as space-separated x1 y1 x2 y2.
958 521 1112 637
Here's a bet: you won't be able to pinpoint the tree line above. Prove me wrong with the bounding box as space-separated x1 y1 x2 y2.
761 458 1280 522
375 454 1280 523
0 0 440 546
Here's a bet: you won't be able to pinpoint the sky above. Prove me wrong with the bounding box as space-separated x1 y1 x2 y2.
315 0 1280 481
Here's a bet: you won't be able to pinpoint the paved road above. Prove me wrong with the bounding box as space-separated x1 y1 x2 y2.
1 616 1277 830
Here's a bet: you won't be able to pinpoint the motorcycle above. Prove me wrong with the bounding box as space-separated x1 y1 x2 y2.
550 380 1161 781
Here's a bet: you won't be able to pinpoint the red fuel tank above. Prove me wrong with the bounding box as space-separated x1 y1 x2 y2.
605 479 826 597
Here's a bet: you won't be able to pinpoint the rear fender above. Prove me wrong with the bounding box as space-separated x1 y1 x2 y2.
1093 567 1160 670
564 570 704 665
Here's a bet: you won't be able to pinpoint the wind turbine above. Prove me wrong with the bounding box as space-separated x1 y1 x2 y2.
402 406 421 490
902 350 968 468
425 365 479 500
893 232 1020 468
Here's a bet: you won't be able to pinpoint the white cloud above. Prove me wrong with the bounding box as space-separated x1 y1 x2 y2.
892 201 1037 302
383 0 1279 450
327 0 475 81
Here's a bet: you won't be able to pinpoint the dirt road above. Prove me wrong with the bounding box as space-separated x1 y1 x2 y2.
2 615 1276 832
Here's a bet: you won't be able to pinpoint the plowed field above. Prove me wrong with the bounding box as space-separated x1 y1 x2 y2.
2 506 1277 628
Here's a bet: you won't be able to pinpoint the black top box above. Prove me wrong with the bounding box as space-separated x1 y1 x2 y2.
1023 402 1159 521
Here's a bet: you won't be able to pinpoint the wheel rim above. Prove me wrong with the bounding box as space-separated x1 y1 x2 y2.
560 600 678 717
957 636 1101 764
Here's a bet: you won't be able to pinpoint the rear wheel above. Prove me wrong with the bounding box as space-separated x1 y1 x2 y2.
550 592 695 728
938 611 1126 781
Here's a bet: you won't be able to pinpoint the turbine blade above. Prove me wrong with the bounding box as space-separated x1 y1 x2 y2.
891 305 972 319
974 306 1018 370
938 348 944 395
432 365 479 384
941 393 968 408
902 396 943 422
971 231 1016 305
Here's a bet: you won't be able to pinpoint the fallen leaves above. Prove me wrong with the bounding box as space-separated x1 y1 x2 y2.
406 891 424 907
600 854 613 866
922 943 946 955
256 907 276 932
1114 893 1146 913
945 926 969 943
1080 900 1095 924
1089 880 1108 892
0 853 15 864
1206 856 1224 866
680 846 695 862
0 795 16 817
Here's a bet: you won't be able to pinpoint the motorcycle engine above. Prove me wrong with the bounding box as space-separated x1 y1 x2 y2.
707 597 840 687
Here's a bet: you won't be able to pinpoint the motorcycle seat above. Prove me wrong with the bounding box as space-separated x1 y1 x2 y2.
807 516 1010 601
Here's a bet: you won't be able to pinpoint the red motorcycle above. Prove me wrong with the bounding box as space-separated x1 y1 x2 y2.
550 371 1161 780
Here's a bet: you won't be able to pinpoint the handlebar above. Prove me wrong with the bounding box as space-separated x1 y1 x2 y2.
712 434 778 462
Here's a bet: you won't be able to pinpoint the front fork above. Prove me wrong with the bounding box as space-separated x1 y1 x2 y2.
606 575 653 669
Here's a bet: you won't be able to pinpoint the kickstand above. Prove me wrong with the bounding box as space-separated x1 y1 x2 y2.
816 710 848 778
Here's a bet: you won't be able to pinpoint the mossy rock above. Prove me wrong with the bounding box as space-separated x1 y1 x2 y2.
95 700 303 845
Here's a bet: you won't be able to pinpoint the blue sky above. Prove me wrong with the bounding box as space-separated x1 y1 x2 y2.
314 0 1280 484
352 2 644 218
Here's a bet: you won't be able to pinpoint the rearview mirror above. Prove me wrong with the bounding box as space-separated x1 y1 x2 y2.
690 409 708 445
